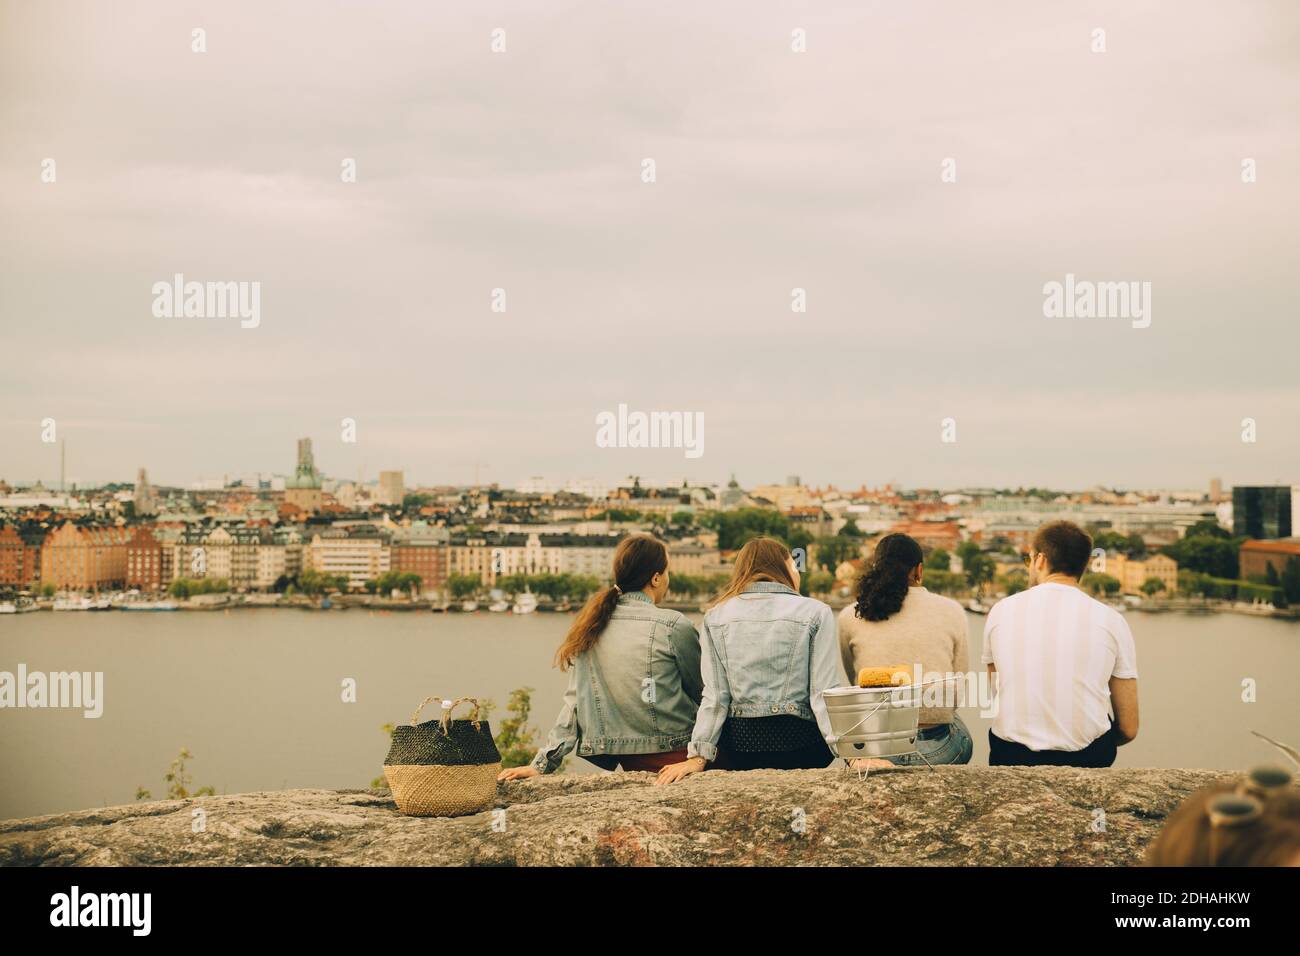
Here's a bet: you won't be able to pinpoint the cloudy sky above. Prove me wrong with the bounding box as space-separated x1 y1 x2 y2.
2 1 1297 492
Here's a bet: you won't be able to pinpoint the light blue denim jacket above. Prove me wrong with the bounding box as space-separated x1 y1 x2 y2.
530 591 703 773
688 582 846 761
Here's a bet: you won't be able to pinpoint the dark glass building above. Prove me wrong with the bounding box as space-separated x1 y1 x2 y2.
1232 486 1293 540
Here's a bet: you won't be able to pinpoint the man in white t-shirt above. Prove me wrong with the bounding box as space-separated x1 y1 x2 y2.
982 520 1140 767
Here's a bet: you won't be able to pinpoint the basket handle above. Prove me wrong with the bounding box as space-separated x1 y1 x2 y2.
410 694 484 731
439 696 483 734
410 694 446 726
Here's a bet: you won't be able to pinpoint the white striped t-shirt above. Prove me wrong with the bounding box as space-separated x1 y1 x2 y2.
981 583 1138 752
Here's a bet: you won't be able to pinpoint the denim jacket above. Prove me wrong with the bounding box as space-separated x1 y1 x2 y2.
688 582 845 761
530 591 703 773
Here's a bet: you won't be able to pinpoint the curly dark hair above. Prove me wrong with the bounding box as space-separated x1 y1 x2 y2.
854 533 924 622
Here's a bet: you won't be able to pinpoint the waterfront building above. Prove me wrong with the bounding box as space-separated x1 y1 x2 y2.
168 527 211 582
201 526 234 582
1239 538 1300 582
390 523 449 594
253 528 302 589
20 529 43 587
548 534 620 580
39 523 129 591
446 531 622 586
306 524 390 591
447 535 499 586
154 527 181 585
227 525 265 590
1232 486 1293 540
0 525 26 587
1105 552 1179 594
125 526 164 591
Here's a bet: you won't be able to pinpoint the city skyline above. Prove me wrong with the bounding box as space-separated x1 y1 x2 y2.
0 441 1292 501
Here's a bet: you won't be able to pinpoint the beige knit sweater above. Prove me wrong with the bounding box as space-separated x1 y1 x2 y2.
837 586 970 726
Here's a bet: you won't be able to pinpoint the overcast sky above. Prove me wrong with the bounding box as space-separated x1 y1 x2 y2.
2 1 1297 492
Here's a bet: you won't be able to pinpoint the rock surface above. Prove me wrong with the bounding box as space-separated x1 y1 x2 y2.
0 766 1229 866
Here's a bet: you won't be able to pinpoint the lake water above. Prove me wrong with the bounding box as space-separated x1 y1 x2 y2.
1 608 1297 819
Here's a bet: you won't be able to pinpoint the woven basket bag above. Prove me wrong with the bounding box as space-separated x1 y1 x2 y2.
384 695 502 817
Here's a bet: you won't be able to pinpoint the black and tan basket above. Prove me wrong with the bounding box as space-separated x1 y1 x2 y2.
383 695 501 817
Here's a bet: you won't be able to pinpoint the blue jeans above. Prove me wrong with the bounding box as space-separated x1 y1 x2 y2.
880 714 973 767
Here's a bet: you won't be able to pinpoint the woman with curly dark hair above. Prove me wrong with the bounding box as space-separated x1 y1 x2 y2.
837 533 973 766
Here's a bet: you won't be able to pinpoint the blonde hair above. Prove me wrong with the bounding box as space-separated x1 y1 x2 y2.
709 536 797 609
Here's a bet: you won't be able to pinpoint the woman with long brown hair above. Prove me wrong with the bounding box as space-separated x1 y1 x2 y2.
498 533 703 779
657 536 848 783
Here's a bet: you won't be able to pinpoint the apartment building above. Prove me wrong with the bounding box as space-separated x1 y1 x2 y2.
306 525 391 591
1105 552 1179 594
1239 538 1300 582
548 534 619 579
666 543 723 577
125 526 165 591
447 534 514 586
0 525 29 587
254 528 303 589
390 523 449 594
39 523 129 591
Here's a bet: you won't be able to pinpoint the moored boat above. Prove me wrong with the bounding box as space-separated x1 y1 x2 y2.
54 596 94 612
121 600 179 611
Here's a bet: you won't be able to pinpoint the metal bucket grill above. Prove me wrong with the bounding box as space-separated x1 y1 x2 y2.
824 683 922 760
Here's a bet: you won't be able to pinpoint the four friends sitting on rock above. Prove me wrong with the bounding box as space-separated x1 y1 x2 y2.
498 519 1140 784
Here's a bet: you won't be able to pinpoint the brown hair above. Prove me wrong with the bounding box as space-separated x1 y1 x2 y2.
1144 768 1300 867
1032 520 1093 579
553 533 668 670
709 536 798 609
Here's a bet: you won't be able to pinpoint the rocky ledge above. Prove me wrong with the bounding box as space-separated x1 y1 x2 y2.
0 766 1227 867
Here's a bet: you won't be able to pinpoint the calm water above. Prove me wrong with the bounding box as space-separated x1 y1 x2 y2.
1 608 1297 819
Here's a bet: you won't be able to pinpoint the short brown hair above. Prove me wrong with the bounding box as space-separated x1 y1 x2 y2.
1032 521 1093 578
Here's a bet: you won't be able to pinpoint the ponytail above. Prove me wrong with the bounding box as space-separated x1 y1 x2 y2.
854 533 924 622
555 586 622 669
553 535 667 670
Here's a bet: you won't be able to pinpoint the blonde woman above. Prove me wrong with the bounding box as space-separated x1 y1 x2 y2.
657 537 847 784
